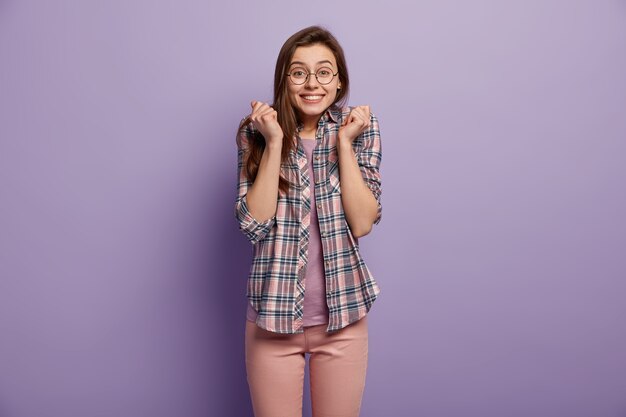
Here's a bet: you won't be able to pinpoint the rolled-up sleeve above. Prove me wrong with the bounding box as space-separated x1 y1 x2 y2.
355 113 383 225
234 123 276 244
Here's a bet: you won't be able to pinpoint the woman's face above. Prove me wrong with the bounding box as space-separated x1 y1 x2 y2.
287 44 341 126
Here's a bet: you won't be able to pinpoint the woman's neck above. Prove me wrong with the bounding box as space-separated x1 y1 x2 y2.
299 115 320 138
300 127 317 138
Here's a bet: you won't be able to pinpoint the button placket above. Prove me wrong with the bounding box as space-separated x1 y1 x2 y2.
296 145 310 277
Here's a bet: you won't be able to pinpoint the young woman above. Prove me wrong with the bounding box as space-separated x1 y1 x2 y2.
235 26 382 417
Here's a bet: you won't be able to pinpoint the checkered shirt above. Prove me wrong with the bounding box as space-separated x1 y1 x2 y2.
235 107 382 334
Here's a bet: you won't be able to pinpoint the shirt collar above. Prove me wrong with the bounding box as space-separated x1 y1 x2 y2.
325 107 341 124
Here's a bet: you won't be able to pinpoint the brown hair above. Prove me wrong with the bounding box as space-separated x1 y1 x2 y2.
239 26 350 192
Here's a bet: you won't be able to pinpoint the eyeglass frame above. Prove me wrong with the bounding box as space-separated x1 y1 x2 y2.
285 67 339 85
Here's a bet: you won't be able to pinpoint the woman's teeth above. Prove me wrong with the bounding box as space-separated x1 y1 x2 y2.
302 95 323 100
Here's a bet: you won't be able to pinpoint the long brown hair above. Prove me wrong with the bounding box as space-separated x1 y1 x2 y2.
239 26 350 192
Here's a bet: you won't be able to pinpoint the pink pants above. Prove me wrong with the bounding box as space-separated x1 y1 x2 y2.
245 316 369 417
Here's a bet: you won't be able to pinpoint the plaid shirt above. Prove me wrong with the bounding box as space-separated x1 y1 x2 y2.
235 107 382 334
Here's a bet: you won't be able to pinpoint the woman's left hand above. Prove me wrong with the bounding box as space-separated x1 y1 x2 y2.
338 105 371 144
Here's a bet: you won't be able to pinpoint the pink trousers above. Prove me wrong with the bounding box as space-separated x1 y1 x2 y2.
245 316 369 417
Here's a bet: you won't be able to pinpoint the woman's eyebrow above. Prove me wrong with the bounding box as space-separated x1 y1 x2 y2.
289 60 334 67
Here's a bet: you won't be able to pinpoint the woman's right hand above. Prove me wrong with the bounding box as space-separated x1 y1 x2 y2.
250 101 284 147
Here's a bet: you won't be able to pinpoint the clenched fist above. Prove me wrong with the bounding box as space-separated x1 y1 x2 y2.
250 101 284 147
338 105 371 144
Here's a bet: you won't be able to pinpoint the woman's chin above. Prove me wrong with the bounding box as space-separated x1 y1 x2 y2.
297 104 329 118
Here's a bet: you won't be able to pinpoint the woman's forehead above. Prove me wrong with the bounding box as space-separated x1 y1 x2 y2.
290 44 336 67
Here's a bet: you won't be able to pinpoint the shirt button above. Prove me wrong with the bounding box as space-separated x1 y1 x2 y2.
321 232 327 238
315 155 320 160
317 204 322 210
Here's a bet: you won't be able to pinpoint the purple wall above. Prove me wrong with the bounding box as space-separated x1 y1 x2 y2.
1 1 625 416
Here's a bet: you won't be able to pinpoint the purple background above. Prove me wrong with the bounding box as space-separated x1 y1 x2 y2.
1 1 626 416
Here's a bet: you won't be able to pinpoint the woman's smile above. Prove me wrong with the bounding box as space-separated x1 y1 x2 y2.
300 94 325 103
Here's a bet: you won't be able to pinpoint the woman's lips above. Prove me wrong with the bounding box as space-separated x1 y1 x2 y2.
300 95 324 103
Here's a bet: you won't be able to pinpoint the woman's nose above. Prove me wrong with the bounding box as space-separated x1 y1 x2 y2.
304 73 320 88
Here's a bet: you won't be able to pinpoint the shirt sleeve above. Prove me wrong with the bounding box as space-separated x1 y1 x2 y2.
234 122 276 244
355 112 383 225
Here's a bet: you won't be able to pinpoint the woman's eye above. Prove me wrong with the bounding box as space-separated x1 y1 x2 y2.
318 70 331 76
292 70 306 77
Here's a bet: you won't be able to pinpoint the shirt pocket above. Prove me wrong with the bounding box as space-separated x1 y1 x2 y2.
281 161 301 189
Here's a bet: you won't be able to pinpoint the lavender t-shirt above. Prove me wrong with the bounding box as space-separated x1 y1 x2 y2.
246 138 329 327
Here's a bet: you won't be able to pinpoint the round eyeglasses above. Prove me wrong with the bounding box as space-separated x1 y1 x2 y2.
286 67 338 85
